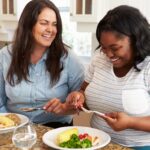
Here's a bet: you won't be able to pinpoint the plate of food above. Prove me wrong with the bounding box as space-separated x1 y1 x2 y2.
42 126 111 150
0 113 29 133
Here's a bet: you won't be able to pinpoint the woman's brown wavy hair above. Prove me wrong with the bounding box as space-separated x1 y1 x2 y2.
7 0 68 86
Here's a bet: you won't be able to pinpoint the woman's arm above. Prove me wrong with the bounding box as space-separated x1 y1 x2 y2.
43 84 88 115
101 112 150 132
50 81 90 115
0 52 7 112
66 81 89 108
129 116 150 131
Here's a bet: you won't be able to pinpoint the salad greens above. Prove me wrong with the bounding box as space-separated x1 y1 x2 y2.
59 134 92 148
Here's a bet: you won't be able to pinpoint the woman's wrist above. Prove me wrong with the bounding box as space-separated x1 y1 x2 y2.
128 116 145 130
62 102 77 115
78 89 85 97
127 116 136 129
127 116 150 131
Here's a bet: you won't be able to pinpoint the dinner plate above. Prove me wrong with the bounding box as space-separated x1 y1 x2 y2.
42 126 111 150
0 113 29 134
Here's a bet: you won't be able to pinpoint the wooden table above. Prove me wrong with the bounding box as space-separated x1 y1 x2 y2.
0 124 133 150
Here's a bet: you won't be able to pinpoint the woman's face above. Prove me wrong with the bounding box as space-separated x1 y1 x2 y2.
32 7 57 50
100 31 134 69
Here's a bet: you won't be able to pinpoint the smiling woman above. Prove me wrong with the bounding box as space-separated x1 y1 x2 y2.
100 31 134 77
31 7 58 64
66 5 150 150
32 8 57 50
0 0 84 128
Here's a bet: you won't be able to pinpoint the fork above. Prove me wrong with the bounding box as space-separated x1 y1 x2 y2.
20 107 44 112
81 107 105 116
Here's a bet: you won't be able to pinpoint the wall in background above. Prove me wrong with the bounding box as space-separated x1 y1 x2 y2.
73 112 92 127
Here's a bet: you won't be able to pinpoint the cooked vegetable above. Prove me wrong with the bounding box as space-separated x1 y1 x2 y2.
0 116 15 128
0 114 21 128
57 128 78 144
59 134 92 148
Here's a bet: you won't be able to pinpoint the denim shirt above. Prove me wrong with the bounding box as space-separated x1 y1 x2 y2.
0 45 84 124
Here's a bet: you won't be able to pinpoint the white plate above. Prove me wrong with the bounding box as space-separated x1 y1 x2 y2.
0 113 29 134
42 126 111 150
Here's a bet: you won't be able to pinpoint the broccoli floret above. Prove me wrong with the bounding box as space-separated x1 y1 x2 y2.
81 139 92 148
59 134 92 148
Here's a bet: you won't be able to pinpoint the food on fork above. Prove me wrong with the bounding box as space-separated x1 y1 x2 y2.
0 113 21 128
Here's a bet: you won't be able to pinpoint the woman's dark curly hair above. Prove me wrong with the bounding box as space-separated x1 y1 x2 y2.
96 5 150 71
7 0 68 85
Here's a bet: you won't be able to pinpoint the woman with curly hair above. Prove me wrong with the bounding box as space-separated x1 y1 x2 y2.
67 5 150 150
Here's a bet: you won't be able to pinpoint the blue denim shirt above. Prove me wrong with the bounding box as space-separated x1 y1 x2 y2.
0 45 84 124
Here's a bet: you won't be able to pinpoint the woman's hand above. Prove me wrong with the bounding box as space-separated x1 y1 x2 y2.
66 91 85 109
43 98 81 115
43 98 66 115
101 112 132 131
101 112 150 132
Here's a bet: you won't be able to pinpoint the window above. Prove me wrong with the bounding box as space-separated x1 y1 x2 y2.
2 0 14 14
51 0 91 58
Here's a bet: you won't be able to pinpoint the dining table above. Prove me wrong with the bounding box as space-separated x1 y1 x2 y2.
0 124 133 150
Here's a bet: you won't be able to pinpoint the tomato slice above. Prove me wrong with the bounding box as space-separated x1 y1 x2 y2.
79 133 92 142
83 133 88 137
79 134 84 139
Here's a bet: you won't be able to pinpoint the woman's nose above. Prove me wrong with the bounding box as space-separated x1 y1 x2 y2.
105 49 114 58
46 24 53 32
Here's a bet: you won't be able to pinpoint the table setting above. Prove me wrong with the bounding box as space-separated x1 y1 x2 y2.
0 112 133 150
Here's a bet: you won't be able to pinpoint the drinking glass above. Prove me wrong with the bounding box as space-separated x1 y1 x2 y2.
12 122 37 150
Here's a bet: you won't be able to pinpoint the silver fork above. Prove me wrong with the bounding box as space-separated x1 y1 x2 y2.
20 107 44 112
81 107 105 116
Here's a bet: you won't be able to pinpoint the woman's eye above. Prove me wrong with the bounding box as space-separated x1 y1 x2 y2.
111 46 122 51
53 22 57 26
40 22 47 25
111 48 118 51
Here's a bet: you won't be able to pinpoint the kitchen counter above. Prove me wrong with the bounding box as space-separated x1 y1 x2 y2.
0 124 133 150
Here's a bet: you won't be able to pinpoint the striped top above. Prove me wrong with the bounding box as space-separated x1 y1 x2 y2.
85 50 150 147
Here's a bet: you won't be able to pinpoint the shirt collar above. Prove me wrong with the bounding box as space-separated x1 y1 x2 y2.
42 49 48 61
30 48 49 65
